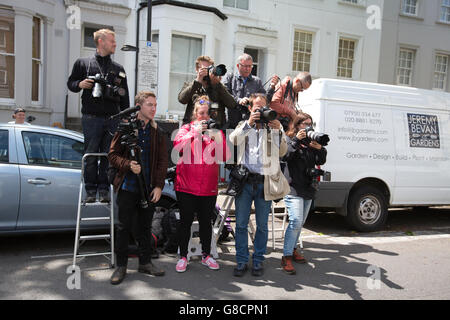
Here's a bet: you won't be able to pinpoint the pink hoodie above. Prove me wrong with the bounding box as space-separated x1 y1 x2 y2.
173 123 230 196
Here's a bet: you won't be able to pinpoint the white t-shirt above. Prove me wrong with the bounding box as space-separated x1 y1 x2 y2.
8 121 31 125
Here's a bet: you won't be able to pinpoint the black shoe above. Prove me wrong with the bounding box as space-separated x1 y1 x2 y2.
98 190 110 203
110 267 127 285
85 191 96 203
252 262 264 277
138 262 165 276
233 263 248 277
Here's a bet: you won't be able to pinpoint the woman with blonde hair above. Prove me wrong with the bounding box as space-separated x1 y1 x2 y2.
173 95 230 273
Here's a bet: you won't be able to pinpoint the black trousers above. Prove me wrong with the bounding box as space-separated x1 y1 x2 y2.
116 189 154 267
176 191 217 258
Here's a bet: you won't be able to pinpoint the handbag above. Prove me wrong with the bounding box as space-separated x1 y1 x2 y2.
264 166 291 201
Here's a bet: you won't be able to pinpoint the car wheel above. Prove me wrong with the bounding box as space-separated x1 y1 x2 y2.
346 185 388 232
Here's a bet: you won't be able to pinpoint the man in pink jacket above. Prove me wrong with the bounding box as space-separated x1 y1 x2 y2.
270 72 312 122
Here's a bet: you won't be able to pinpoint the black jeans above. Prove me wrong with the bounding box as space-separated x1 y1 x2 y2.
82 114 118 194
116 189 154 267
176 191 217 258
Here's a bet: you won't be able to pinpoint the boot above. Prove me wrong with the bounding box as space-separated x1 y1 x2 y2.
281 256 296 275
138 262 165 276
110 266 127 285
293 248 307 264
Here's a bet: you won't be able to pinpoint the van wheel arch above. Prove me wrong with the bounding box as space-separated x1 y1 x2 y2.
345 179 390 232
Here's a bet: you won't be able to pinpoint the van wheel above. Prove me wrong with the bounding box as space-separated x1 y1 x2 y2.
346 185 388 232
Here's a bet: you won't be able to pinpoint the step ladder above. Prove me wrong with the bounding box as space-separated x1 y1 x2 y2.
72 153 115 270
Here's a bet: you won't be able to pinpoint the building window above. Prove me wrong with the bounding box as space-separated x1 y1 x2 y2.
337 38 356 79
402 0 418 15
83 25 114 49
169 34 202 114
32 17 42 102
292 30 313 73
440 0 450 22
397 48 415 86
244 47 259 76
0 8 15 100
223 0 249 10
433 54 448 90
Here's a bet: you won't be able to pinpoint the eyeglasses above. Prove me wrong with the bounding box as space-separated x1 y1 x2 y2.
198 99 211 106
239 63 253 69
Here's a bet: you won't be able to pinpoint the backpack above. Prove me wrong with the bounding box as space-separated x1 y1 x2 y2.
161 205 180 253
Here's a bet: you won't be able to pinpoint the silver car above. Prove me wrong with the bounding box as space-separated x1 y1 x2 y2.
0 123 176 234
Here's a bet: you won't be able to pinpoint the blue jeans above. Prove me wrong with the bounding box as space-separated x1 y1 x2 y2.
82 114 118 193
283 195 312 256
234 183 272 265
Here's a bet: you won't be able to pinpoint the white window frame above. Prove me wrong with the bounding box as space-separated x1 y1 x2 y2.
292 29 314 73
223 0 249 11
440 0 450 23
168 32 204 116
337 37 357 79
0 8 15 104
433 53 449 91
31 16 43 105
396 48 416 86
401 0 419 16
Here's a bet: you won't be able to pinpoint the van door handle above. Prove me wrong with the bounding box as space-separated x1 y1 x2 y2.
27 178 51 185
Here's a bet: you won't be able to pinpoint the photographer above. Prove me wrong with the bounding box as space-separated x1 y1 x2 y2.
222 53 279 129
108 91 168 285
67 29 130 203
280 113 327 275
229 93 287 277
173 95 230 273
178 55 236 129
269 72 312 124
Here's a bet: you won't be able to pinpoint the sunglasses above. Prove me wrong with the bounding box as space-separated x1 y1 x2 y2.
198 99 211 106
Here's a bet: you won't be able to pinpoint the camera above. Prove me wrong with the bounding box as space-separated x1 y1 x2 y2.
203 64 227 83
204 119 219 130
306 167 331 190
300 126 330 146
256 106 277 125
224 165 249 197
88 71 126 101
306 168 331 181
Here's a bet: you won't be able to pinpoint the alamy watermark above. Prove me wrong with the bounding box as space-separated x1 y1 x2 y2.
66 5 81 30
366 265 381 290
66 265 81 290
366 5 382 31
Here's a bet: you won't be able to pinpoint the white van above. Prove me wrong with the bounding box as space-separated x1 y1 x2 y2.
299 78 450 232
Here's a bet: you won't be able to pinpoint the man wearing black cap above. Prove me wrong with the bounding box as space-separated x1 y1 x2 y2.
67 29 130 203
9 108 31 125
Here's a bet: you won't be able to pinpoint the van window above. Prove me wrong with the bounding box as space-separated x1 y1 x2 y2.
0 130 8 163
22 131 84 169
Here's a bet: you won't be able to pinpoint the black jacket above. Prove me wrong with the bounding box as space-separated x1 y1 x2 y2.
283 136 327 200
178 80 236 128
67 52 130 116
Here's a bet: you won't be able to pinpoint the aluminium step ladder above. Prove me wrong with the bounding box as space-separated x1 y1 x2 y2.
72 153 115 270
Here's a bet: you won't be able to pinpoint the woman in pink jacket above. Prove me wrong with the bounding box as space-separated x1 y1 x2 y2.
173 95 229 273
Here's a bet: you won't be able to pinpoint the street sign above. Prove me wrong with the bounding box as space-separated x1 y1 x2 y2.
137 40 159 94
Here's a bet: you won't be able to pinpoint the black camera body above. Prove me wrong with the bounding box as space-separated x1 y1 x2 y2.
225 164 249 197
204 119 219 130
256 106 277 125
88 71 126 101
300 126 330 146
203 64 227 83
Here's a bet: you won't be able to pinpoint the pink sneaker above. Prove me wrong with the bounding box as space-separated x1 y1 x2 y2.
202 255 220 270
176 257 188 273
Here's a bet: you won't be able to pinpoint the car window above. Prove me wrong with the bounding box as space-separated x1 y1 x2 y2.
22 131 84 169
0 130 8 163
